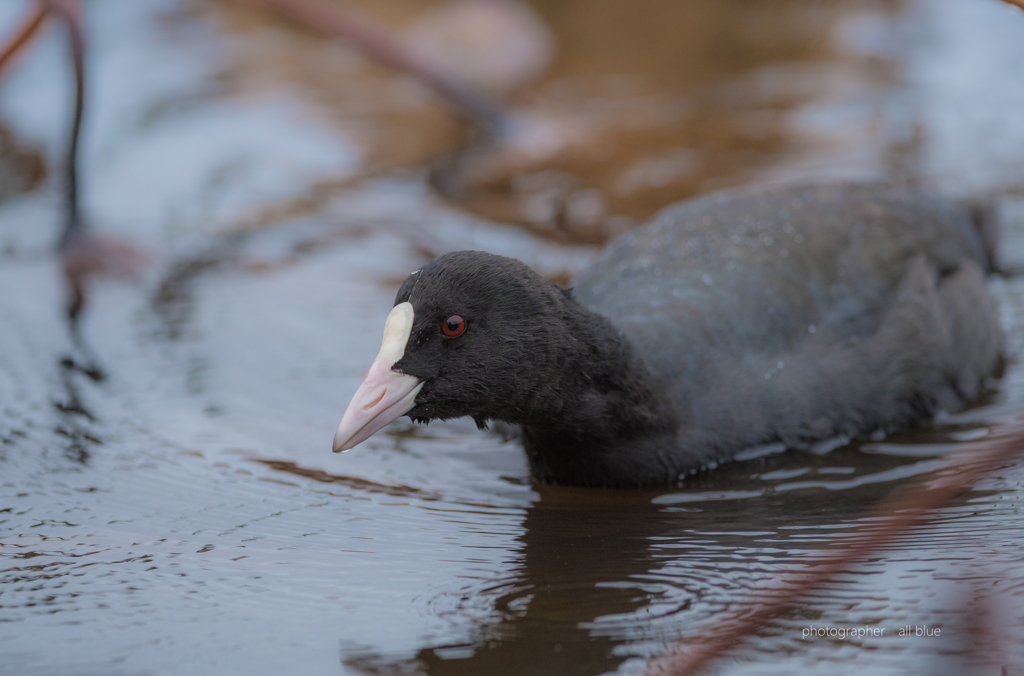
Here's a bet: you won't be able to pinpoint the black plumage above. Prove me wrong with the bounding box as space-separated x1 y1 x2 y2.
343 183 1004 487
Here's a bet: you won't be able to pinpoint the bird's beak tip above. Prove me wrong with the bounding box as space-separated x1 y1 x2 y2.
331 302 419 453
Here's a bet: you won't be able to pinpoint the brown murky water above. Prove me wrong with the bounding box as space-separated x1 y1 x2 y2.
1 1 1024 674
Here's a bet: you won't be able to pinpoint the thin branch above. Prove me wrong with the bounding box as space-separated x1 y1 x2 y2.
0 3 48 78
29 0 86 247
999 0 1024 12
645 416 1024 676
230 0 507 135
0 2 84 241
12 0 145 331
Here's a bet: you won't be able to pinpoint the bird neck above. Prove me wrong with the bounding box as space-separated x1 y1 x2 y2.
516 296 682 487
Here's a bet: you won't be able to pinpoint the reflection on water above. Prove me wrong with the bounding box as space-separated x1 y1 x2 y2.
2 0 1024 675
341 430 1024 676
210 0 905 243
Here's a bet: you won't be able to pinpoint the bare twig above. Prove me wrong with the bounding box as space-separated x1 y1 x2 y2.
38 0 86 248
231 0 507 135
0 2 85 244
2 1 146 328
0 3 48 78
645 417 1024 676
999 0 1024 12
0 0 88 245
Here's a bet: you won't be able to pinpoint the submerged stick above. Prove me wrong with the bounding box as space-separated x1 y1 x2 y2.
645 417 1024 675
232 0 507 135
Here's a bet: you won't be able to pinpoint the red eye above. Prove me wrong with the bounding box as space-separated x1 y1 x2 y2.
442 315 466 337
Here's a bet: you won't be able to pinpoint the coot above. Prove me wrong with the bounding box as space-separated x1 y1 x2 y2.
333 183 1003 487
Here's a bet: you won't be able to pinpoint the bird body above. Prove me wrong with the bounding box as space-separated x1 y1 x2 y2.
334 183 1003 487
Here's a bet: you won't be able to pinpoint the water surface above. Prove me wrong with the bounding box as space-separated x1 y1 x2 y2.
1 1 1024 674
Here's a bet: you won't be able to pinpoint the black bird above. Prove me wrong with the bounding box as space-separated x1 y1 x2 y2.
333 183 1003 487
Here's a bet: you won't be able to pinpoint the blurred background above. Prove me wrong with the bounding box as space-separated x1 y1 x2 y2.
1 1 1024 675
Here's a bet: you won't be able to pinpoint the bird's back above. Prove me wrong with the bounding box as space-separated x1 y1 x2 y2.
572 183 1002 462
